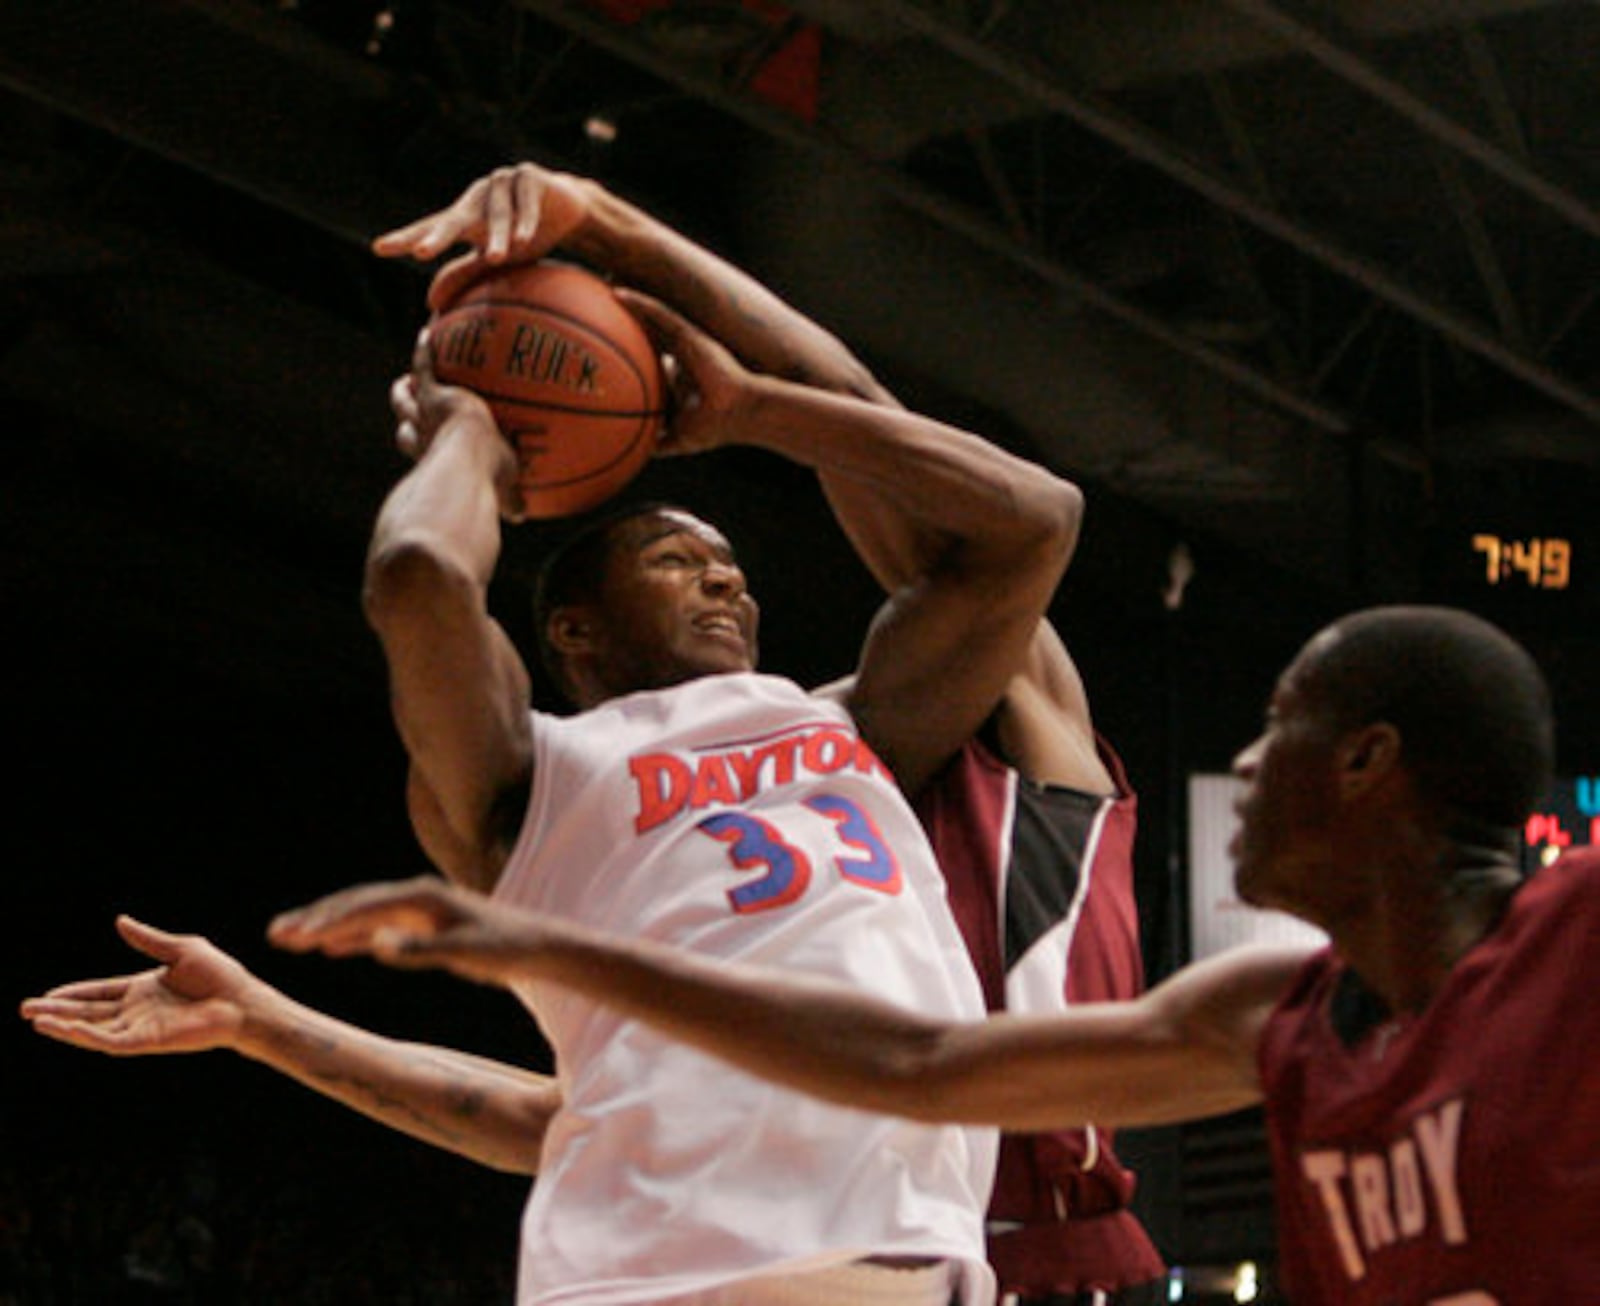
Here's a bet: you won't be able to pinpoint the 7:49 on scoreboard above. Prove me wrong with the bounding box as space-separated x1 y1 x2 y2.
1470 534 1572 590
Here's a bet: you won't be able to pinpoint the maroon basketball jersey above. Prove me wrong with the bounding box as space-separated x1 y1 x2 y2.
916 735 1164 1294
1260 846 1600 1304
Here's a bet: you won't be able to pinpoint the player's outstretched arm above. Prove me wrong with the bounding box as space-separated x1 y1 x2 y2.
22 916 556 1174
272 877 1303 1132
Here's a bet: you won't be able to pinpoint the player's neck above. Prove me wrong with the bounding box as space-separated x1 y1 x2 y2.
1339 845 1521 1014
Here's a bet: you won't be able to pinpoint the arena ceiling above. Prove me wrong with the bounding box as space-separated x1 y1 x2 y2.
4 0 1599 705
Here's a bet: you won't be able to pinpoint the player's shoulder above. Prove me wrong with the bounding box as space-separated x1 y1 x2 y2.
810 674 854 707
1550 843 1600 877
1518 844 1600 914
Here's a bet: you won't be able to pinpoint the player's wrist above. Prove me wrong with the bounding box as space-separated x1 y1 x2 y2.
228 984 289 1056
560 177 634 266
717 373 827 460
428 394 505 461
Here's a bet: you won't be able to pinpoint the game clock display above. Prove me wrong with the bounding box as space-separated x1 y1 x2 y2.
1426 521 1589 625
1422 461 1591 623
1470 534 1572 590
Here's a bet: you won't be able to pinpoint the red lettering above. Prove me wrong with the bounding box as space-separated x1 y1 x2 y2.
631 754 691 833
632 726 887 833
1525 812 1572 849
801 729 852 774
689 754 739 810
753 736 801 785
723 748 765 799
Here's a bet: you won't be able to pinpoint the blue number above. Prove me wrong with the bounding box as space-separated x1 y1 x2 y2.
804 795 903 894
698 795 903 912
698 811 813 914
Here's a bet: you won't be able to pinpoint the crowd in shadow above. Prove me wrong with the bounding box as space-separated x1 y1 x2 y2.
0 1136 521 1305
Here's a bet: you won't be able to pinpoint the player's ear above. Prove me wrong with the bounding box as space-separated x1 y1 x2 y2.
1338 721 1402 799
547 605 597 657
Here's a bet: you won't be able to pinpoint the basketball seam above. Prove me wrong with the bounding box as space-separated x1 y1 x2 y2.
432 264 663 514
512 411 658 488
481 392 662 419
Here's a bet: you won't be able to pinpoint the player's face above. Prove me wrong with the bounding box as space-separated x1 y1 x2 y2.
1229 637 1347 918
590 509 760 693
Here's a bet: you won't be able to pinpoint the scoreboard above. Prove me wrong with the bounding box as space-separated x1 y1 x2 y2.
1524 774 1600 870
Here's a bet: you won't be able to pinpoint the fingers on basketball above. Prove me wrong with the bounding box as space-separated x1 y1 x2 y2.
428 261 665 518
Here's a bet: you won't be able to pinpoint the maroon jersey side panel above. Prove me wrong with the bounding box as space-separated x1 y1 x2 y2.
916 736 1164 1294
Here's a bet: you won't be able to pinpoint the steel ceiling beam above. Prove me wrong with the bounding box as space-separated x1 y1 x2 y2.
512 0 1351 433
1216 0 1600 242
1429 142 1528 350
856 0 1600 427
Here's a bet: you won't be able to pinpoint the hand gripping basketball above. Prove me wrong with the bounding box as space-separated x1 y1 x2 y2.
428 260 664 518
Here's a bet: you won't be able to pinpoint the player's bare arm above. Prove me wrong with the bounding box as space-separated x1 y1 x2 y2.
22 916 558 1174
620 292 1078 792
375 161 892 405
236 1000 557 1174
273 878 1308 1131
813 392 1103 793
366 335 536 892
377 163 1092 792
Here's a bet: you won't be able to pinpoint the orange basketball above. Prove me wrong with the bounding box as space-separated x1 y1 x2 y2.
429 260 664 518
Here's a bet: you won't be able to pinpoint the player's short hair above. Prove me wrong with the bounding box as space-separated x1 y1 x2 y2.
531 500 685 702
1300 606 1554 828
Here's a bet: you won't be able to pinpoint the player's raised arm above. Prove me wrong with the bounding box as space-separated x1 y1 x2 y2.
620 292 1080 794
365 335 535 892
271 877 1303 1131
376 162 1105 794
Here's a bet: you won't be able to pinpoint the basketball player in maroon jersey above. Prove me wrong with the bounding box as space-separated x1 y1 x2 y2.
271 604 1598 1306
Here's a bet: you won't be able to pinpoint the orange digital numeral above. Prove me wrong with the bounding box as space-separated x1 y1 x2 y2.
1542 538 1571 590
1471 534 1501 583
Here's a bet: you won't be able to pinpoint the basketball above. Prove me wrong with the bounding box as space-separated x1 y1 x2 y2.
429 260 664 518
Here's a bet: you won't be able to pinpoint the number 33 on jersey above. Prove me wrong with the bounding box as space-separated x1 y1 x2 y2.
630 722 905 914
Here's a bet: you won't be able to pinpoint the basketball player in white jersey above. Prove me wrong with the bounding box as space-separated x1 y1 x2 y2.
24 163 1100 1305
384 162 1165 1306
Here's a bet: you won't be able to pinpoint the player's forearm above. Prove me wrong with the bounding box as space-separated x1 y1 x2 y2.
514 917 961 1119
509 903 1276 1128
731 378 1081 571
568 183 888 401
235 990 554 1174
529 928 1263 1131
366 410 511 601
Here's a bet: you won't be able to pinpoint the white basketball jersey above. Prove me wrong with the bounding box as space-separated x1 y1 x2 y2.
494 672 997 1305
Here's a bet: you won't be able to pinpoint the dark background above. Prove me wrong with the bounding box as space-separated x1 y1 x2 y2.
5 2 1598 1300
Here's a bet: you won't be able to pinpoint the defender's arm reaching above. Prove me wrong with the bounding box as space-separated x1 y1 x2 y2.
270 877 1307 1134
